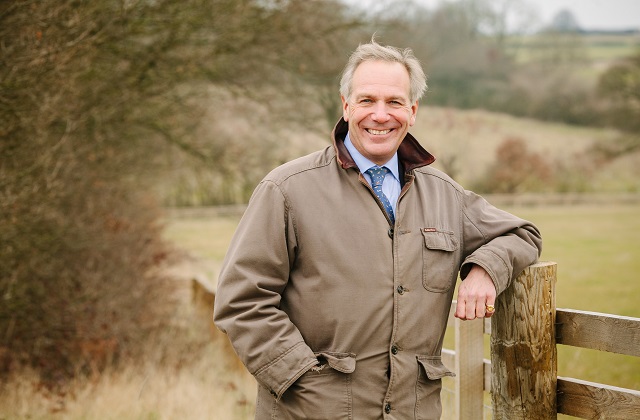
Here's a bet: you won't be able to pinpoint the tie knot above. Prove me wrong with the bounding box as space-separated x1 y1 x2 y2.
366 166 390 187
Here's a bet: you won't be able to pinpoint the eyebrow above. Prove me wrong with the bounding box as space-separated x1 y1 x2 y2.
354 92 408 102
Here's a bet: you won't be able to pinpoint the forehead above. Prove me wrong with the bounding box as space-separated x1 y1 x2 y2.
351 60 411 98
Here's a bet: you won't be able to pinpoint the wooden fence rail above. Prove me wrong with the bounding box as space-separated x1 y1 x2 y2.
443 261 640 419
194 261 640 419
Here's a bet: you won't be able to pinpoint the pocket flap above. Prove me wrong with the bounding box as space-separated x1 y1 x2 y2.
316 352 356 373
421 228 458 252
417 356 455 379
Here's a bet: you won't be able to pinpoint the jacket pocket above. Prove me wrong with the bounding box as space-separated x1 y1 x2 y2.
416 355 455 380
316 351 356 373
275 352 355 420
415 355 455 420
421 228 459 293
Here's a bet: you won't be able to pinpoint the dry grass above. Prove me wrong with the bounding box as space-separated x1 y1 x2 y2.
0 351 256 420
0 259 257 420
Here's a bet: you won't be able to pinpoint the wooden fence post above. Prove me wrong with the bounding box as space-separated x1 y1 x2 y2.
491 261 558 419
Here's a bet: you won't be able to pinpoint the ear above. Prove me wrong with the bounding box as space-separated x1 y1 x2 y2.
409 101 419 126
341 95 349 121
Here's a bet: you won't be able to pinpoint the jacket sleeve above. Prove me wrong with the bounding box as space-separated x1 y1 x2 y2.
213 180 318 399
459 189 543 295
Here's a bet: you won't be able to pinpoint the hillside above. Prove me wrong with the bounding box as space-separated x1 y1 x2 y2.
412 106 639 192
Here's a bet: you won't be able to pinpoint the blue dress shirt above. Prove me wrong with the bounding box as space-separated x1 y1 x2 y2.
344 133 401 216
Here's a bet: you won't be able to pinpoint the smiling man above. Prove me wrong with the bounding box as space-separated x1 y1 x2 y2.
214 39 542 419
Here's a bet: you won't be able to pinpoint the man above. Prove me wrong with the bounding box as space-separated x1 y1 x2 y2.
213 40 542 419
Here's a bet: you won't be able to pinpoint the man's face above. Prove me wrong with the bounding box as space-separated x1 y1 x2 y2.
341 60 418 166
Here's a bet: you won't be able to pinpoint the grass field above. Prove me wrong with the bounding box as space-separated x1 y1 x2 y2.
505 33 640 64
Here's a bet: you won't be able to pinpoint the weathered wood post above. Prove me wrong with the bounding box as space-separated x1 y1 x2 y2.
491 261 558 419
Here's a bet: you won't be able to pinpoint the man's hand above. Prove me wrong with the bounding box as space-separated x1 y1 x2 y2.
454 264 497 320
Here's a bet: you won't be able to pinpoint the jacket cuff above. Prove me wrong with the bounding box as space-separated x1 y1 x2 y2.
254 341 318 400
461 249 510 295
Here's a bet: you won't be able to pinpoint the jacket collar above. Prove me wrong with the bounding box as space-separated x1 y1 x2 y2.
332 118 436 173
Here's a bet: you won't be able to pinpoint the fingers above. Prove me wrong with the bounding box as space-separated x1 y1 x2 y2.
454 299 495 320
475 299 486 318
454 298 494 320
454 298 465 319
467 298 480 320
455 283 496 320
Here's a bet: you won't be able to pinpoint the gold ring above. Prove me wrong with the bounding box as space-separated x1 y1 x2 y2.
485 304 495 313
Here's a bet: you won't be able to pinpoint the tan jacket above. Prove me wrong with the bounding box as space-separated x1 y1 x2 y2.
214 118 542 419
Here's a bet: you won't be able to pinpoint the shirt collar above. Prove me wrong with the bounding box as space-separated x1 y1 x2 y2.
344 132 400 181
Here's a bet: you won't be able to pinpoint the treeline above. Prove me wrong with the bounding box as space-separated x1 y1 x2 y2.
1 0 638 380
378 2 639 130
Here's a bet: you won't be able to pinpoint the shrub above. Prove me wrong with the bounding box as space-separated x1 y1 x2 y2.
475 137 554 193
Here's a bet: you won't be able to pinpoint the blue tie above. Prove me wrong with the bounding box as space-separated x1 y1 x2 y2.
366 166 395 224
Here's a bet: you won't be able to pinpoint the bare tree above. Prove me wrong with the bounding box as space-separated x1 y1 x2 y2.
0 0 362 378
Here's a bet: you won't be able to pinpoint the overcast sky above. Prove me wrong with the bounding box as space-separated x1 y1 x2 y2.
527 0 640 30
417 0 640 30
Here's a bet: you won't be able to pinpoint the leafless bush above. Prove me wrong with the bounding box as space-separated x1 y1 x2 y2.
475 137 554 193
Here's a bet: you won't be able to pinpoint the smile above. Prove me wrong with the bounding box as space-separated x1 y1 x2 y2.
367 128 392 135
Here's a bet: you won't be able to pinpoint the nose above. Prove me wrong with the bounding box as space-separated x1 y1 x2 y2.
371 101 391 122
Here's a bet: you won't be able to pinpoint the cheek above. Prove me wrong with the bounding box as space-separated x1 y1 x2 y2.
346 108 365 125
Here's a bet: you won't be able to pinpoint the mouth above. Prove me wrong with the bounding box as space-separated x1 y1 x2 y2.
366 128 392 135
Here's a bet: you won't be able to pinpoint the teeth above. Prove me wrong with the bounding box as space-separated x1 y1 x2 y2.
368 129 391 135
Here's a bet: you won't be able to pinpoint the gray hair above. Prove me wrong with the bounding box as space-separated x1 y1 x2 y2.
339 38 427 104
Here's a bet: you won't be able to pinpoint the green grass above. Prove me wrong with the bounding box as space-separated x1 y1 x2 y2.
510 204 640 318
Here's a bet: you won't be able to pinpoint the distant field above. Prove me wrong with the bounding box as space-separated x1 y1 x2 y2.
505 33 640 64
